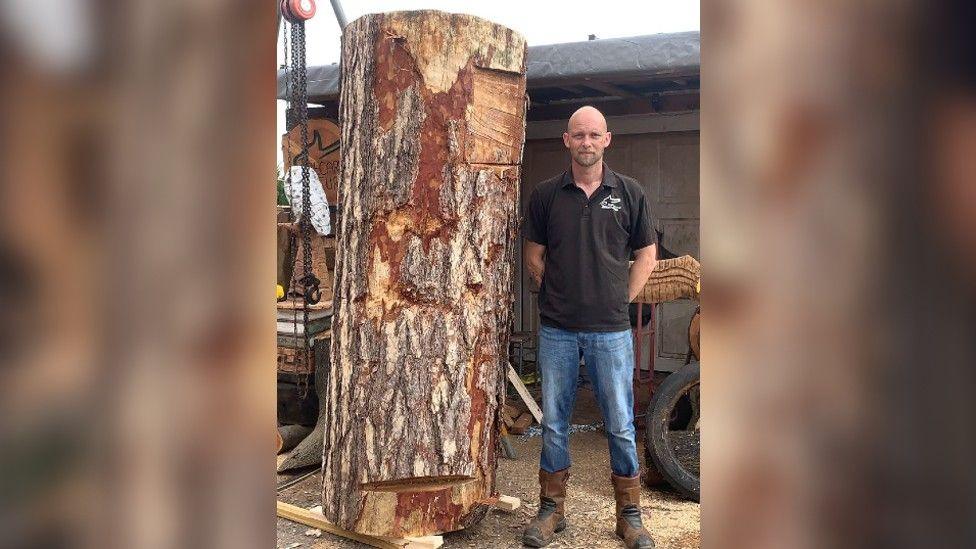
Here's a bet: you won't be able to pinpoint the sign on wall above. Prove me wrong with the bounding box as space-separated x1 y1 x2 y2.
282 118 341 204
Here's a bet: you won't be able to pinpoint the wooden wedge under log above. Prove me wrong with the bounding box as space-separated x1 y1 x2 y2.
276 501 443 549
324 10 527 538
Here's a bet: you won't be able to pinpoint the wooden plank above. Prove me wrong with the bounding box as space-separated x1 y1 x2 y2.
276 331 331 349
583 80 640 99
276 308 332 321
310 507 443 548
390 536 443 549
276 501 442 549
276 320 331 335
507 363 543 424
526 93 699 121
277 501 399 549
277 298 334 311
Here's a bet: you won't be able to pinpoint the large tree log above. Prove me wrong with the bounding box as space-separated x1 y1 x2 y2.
323 10 527 538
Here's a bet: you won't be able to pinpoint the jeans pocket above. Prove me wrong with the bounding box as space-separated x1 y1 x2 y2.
594 330 633 353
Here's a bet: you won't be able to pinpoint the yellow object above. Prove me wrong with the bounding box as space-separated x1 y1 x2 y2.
276 284 285 299
696 279 701 294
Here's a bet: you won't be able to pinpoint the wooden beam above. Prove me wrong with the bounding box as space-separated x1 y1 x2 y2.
392 537 443 549
528 97 652 121
507 363 543 424
527 93 698 122
276 501 443 549
526 112 700 140
527 70 699 91
583 80 640 98
556 85 588 95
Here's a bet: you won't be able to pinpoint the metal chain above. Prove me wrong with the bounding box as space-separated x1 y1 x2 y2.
281 18 289 72
282 19 297 317
282 17 302 397
287 18 317 398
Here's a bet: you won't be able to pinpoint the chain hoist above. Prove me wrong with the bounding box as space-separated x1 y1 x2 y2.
282 0 318 395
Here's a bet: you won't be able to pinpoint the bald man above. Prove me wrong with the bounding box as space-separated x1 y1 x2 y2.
522 106 657 549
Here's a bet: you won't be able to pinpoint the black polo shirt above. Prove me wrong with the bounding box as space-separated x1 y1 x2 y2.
523 163 656 332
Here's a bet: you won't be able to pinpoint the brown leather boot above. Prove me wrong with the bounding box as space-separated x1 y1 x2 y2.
611 473 655 549
522 468 569 547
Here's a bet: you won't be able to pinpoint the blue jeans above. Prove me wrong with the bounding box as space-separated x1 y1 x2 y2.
538 324 639 477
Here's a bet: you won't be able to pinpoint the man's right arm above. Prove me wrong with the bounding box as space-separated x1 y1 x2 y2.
524 240 546 287
522 183 548 288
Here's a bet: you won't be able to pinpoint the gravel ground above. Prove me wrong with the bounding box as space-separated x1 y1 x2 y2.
277 386 700 549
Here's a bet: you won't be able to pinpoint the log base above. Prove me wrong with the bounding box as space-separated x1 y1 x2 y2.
355 477 489 537
277 497 520 546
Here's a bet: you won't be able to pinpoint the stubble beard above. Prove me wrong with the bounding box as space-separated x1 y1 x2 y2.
573 149 602 167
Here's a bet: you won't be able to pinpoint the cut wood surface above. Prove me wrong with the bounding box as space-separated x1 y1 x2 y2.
324 10 527 538
495 495 521 512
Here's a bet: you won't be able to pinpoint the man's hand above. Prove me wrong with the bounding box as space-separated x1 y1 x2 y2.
524 240 546 288
628 244 657 302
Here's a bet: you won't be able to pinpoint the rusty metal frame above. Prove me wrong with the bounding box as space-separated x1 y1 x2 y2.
632 301 656 426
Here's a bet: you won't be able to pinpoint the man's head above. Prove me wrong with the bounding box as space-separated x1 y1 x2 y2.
563 106 611 168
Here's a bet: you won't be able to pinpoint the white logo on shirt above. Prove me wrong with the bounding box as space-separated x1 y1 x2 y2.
600 195 622 212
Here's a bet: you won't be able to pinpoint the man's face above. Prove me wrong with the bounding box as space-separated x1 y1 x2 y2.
563 110 612 168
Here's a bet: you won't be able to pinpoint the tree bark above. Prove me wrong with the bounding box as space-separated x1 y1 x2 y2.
323 10 526 538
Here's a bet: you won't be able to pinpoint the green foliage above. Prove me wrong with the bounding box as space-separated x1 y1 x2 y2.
276 164 289 206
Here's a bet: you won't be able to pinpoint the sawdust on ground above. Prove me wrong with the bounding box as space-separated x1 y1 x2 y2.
276 386 700 549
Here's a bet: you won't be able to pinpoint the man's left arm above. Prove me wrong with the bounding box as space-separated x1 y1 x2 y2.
626 185 658 302
628 244 657 302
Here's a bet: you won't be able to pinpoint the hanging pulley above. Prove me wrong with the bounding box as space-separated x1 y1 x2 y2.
281 0 316 22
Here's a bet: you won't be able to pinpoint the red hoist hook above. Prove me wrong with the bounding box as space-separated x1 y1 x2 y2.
281 0 316 22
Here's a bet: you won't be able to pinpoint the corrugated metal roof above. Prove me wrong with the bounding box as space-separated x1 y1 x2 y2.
277 31 699 103
526 31 699 86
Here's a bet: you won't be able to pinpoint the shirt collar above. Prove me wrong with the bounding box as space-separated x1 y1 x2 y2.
561 162 618 189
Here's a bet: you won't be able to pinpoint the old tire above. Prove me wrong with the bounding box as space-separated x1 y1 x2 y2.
645 361 700 502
